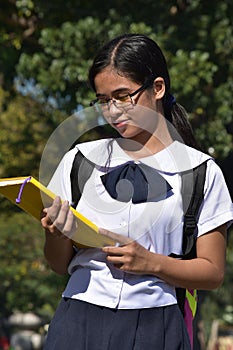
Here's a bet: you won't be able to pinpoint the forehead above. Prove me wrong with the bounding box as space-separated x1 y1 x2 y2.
94 67 138 94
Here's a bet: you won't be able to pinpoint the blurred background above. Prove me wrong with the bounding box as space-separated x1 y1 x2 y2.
0 1 232 349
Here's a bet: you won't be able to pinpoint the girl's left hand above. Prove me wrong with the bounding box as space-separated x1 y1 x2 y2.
100 225 227 289
100 228 154 274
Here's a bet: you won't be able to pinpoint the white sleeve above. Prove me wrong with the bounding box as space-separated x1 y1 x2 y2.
47 147 78 204
197 159 233 236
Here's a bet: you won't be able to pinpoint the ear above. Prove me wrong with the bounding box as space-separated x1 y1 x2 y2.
153 77 166 100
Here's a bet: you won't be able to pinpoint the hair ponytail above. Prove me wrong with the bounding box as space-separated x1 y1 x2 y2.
163 93 200 150
171 103 200 149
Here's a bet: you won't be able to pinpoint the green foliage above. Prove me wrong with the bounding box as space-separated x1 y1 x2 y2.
0 87 66 179
198 120 232 158
16 14 158 111
169 49 217 97
200 227 233 339
15 2 233 158
0 212 67 319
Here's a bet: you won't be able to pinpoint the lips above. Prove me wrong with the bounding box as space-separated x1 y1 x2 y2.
112 119 128 128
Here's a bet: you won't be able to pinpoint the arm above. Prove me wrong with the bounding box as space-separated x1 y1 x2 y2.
102 224 227 290
41 196 76 275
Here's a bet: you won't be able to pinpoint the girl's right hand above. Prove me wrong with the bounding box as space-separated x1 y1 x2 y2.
41 196 77 240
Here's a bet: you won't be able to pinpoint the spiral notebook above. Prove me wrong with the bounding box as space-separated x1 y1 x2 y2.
0 176 115 248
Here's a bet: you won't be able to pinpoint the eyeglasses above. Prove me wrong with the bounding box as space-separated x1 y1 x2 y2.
90 79 154 110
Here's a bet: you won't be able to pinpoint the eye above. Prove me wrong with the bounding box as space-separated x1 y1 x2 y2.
98 98 109 104
115 94 130 102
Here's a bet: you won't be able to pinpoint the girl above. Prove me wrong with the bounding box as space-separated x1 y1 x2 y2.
41 34 233 350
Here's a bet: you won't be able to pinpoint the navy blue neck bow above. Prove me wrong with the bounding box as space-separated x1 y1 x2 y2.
101 161 172 204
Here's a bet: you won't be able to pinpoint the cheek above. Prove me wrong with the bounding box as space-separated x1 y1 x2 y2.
101 110 115 125
140 93 156 110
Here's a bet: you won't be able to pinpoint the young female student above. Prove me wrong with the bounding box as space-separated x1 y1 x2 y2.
41 34 233 350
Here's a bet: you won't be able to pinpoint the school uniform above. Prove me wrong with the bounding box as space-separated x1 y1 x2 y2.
44 139 233 350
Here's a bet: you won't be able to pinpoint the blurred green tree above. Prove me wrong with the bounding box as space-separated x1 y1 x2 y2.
0 212 68 319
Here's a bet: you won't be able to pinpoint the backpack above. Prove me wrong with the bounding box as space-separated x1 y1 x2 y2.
169 160 207 347
70 151 207 347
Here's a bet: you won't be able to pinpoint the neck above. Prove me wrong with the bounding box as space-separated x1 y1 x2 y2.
118 135 173 160
118 116 173 159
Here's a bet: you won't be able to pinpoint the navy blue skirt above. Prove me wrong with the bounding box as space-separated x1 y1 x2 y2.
43 298 191 350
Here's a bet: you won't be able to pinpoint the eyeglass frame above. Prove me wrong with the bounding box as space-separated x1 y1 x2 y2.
89 78 155 108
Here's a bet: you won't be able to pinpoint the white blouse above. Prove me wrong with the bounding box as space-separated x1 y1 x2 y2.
48 139 233 309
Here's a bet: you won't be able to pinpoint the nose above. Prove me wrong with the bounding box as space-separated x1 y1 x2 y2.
108 100 122 117
101 99 123 123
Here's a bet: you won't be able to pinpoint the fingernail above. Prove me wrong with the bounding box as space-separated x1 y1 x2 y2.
54 196 60 203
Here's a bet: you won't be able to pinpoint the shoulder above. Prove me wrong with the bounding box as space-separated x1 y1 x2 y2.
205 158 229 192
71 138 113 166
59 138 112 166
142 141 213 173
171 142 213 171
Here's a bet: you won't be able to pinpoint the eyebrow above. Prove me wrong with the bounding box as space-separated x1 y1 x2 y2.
96 87 130 98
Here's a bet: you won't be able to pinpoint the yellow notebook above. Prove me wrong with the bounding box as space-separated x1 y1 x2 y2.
0 176 115 248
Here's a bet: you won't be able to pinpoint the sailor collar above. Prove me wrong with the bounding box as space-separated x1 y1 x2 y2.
77 138 212 174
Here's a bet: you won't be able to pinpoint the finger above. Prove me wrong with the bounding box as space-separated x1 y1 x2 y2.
40 208 47 220
53 200 70 232
98 228 132 246
47 196 62 224
104 254 125 270
61 209 78 239
41 210 54 229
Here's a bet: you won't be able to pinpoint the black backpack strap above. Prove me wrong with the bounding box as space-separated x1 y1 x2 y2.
181 161 207 259
169 161 207 260
172 161 207 315
70 151 95 209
